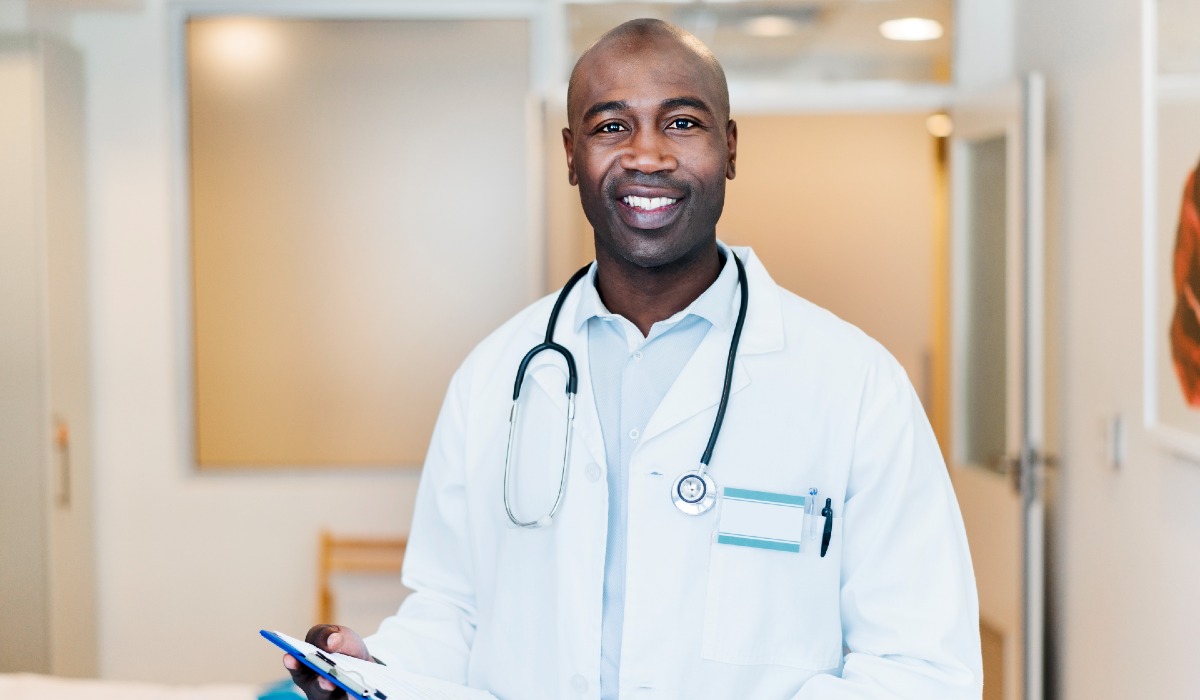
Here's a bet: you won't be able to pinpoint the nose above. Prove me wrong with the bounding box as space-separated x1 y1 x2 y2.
619 128 677 174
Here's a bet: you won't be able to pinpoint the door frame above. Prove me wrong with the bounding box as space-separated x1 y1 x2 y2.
946 72 1046 700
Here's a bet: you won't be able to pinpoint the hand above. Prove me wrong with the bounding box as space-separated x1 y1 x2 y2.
282 624 371 700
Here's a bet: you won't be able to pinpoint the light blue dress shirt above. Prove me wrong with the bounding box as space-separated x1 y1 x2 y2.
572 251 740 700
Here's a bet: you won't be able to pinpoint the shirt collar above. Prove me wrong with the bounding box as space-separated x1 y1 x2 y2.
572 242 741 335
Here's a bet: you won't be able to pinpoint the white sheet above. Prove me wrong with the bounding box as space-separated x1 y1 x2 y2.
0 673 259 700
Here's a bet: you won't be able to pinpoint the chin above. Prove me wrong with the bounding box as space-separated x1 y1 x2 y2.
613 234 710 271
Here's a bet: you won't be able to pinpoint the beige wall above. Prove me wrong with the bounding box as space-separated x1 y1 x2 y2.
721 113 938 405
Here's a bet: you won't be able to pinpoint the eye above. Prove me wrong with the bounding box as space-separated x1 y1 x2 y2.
668 118 698 130
597 122 626 134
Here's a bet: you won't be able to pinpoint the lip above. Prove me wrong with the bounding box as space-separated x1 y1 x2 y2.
612 184 686 230
616 195 684 230
615 184 685 200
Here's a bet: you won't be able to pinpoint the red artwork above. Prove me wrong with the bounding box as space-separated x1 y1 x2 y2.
1170 159 1200 406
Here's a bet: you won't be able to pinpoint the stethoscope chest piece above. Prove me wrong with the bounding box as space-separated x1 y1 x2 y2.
671 470 717 515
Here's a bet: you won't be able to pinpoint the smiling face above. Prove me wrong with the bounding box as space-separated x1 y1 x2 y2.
563 24 737 272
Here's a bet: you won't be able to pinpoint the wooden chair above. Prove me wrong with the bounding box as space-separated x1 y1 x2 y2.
317 530 408 624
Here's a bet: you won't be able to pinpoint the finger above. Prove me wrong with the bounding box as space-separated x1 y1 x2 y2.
283 653 313 680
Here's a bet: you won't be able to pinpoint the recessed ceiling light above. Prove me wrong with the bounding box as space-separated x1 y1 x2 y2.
879 17 944 42
742 15 800 38
200 18 281 73
926 113 954 138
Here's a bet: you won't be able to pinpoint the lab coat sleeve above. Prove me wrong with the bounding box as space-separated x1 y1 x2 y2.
794 351 983 699
363 364 478 683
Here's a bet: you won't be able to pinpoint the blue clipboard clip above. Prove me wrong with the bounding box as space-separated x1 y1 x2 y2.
261 629 386 700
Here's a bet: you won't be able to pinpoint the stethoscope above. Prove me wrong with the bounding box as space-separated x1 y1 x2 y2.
503 252 749 528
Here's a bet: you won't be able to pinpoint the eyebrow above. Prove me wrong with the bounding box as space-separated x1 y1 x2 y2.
581 96 715 123
660 96 713 115
582 100 628 123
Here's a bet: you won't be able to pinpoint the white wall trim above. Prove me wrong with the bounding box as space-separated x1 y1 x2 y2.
1142 0 1157 439
545 79 956 115
730 80 955 114
1158 74 1200 103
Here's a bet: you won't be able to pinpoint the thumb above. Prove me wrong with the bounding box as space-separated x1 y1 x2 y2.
307 624 371 661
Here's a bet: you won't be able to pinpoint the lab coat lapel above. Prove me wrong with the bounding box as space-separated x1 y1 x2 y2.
640 327 749 446
640 246 784 446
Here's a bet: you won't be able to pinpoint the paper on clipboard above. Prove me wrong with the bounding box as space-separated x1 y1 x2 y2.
262 630 497 700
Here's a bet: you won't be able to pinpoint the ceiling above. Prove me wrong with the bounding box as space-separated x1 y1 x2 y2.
565 0 954 84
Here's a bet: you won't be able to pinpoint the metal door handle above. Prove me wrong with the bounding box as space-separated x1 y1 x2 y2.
54 417 70 508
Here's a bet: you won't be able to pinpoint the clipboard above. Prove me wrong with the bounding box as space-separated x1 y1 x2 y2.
262 629 385 699
262 629 499 699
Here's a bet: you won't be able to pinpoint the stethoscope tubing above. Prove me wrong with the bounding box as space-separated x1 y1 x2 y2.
504 251 747 527
698 253 748 475
504 264 590 528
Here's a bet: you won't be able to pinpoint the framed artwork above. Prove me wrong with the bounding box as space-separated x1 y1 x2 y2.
1144 0 1200 455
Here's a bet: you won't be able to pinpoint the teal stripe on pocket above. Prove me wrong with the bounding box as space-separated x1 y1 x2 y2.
717 534 801 553
722 487 806 507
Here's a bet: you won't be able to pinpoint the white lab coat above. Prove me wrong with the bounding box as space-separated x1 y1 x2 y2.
366 247 983 699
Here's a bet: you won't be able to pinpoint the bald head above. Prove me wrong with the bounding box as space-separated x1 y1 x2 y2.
560 17 738 278
567 19 730 127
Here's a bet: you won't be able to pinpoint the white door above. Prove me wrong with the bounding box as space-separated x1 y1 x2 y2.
0 36 97 676
948 73 1046 700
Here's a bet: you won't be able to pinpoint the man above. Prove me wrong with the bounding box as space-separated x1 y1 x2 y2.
286 19 982 699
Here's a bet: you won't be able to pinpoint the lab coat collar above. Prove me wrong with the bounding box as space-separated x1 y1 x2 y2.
559 241 788 356
729 244 786 356
570 243 741 336
638 245 785 445
525 244 785 463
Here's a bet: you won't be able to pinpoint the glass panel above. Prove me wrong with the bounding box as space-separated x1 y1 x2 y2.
187 18 531 467
962 136 1007 468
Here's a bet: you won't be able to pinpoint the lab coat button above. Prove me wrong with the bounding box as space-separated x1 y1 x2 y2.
632 350 643 361
628 428 640 440
585 462 602 482
570 674 588 693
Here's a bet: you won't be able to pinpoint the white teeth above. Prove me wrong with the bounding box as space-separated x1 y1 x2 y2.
623 195 678 211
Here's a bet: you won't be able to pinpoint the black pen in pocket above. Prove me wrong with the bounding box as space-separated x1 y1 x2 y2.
820 498 833 558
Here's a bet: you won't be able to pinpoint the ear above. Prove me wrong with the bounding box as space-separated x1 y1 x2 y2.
562 127 578 186
725 119 738 180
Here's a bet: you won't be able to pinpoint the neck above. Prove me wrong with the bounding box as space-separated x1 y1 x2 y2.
593 241 723 336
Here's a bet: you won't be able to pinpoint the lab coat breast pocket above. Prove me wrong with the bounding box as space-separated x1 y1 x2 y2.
700 516 844 671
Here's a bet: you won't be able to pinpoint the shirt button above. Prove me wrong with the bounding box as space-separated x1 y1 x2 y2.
585 462 602 482
570 674 588 693
632 350 643 361
628 428 640 440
